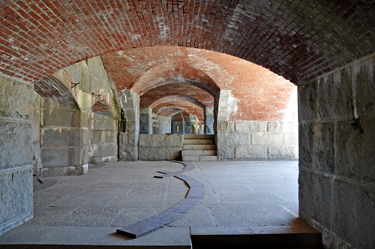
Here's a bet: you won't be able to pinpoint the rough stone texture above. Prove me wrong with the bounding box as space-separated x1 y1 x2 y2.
0 76 33 120
0 121 33 170
0 168 33 236
41 147 82 167
138 134 184 160
119 132 139 161
235 146 266 159
217 121 298 161
0 74 34 236
41 128 81 147
299 53 375 249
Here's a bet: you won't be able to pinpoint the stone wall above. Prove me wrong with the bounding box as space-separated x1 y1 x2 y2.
216 121 298 160
37 98 87 177
90 113 118 162
0 74 33 236
298 53 375 249
138 135 184 160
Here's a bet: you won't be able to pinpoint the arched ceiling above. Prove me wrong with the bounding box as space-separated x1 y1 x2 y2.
1 1 375 85
150 95 205 110
156 106 185 117
141 84 214 108
152 96 204 122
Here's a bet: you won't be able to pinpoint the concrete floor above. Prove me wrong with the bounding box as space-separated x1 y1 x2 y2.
0 161 319 248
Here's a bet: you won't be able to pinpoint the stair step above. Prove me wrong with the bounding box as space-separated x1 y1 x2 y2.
184 134 214 139
182 156 217 161
182 150 217 156
184 139 213 145
183 144 216 150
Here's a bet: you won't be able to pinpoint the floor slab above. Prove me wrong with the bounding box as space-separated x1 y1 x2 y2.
0 160 315 248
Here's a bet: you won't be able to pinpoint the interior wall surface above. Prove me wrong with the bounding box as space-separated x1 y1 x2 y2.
90 112 118 163
0 74 33 236
138 134 184 160
298 53 375 249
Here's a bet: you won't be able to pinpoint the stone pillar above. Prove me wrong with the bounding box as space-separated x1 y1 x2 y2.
119 90 139 161
0 74 33 236
140 107 152 134
204 107 214 134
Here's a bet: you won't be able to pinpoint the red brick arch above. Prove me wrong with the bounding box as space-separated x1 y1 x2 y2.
140 83 214 108
152 96 204 122
1 1 374 85
150 95 205 110
131 61 220 96
156 107 186 118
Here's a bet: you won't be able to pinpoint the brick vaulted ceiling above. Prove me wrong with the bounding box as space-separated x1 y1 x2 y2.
1 0 375 85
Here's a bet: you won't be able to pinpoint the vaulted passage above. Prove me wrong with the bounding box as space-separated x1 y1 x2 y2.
1 1 375 248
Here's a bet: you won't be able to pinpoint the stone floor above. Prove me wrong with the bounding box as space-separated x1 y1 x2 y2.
0 161 319 248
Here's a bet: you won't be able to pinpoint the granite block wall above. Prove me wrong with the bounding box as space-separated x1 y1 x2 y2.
216 121 298 161
298 53 375 249
138 134 184 160
0 74 33 236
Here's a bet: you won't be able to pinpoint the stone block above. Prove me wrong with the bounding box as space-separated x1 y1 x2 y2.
332 180 375 248
318 67 353 120
283 146 298 159
43 109 81 127
91 143 117 157
298 81 316 122
267 146 283 159
39 166 85 177
299 171 333 230
92 130 117 144
0 76 33 119
312 122 334 174
0 121 33 169
41 147 82 167
235 145 267 159
119 132 138 146
217 121 235 133
267 121 283 132
247 121 267 132
283 133 298 145
298 123 313 170
335 116 375 183
282 122 298 133
65 64 82 83
217 133 250 160
0 167 33 236
119 145 138 161
217 132 251 147
126 120 139 133
91 155 117 163
252 133 283 145
32 109 41 142
165 135 184 147
41 128 81 146
138 147 181 161
81 128 90 145
354 58 375 116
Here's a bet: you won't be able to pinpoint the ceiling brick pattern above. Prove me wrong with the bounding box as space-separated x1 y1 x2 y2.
1 0 375 84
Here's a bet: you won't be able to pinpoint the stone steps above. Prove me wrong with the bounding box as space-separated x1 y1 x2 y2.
184 134 214 139
182 150 216 156
183 144 216 150
182 135 217 161
183 139 214 145
182 155 218 162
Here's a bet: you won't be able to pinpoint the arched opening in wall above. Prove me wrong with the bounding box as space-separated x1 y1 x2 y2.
33 75 86 177
150 95 205 135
